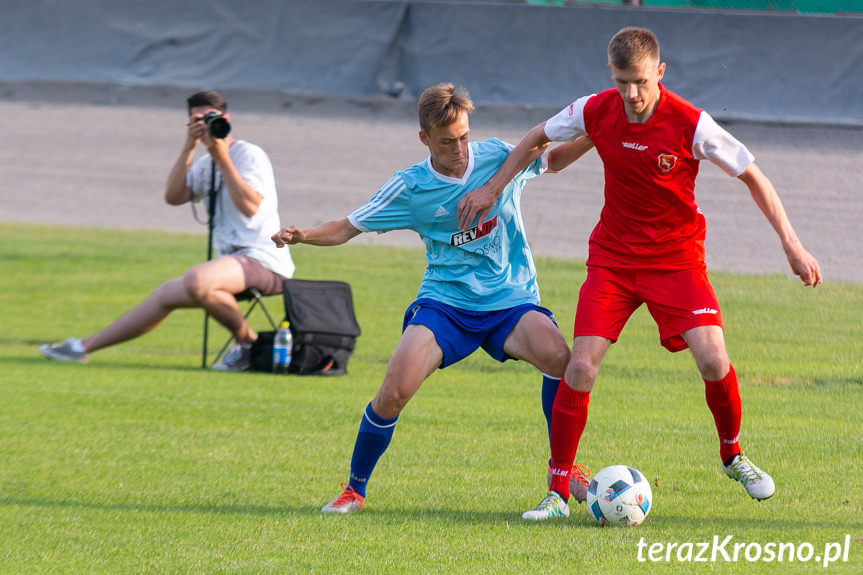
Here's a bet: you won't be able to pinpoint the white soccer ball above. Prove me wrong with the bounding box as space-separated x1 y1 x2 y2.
586 465 652 527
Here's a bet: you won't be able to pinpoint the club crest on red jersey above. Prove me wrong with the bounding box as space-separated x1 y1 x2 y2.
658 154 677 173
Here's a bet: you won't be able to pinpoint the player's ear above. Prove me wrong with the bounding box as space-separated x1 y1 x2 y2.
418 129 430 147
657 61 666 80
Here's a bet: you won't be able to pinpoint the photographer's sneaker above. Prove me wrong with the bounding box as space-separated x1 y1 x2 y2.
522 491 570 521
546 463 591 503
723 453 775 500
321 483 364 514
212 342 252 371
39 338 88 363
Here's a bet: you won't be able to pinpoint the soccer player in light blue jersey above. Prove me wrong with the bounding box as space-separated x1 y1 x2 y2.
271 83 593 515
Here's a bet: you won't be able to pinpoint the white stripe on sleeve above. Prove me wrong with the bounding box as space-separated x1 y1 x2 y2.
349 174 407 227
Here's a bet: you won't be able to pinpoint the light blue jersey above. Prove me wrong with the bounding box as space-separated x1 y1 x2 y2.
348 138 545 311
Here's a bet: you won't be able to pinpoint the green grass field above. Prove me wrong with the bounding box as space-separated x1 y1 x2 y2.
1 223 861 574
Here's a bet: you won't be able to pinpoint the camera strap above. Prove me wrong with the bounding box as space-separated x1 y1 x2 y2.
191 158 223 226
205 159 224 259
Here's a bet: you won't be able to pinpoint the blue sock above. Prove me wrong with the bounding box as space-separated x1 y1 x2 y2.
348 403 399 497
542 374 561 443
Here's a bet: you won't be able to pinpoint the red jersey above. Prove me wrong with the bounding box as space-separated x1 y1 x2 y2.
545 84 754 271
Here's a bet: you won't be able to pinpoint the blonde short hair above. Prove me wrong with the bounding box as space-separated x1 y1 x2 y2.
608 27 660 69
417 83 474 134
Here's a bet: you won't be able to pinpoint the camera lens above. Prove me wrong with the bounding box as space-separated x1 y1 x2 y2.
202 112 231 139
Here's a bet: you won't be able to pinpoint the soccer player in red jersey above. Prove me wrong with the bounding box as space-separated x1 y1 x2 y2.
457 27 822 520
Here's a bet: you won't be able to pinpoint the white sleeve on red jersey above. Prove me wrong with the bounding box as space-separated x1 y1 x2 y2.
544 95 593 142
692 111 755 177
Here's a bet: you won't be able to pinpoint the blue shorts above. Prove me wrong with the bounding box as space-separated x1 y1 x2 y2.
401 298 557 368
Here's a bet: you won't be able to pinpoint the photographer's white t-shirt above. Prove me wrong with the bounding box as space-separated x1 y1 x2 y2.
187 140 295 278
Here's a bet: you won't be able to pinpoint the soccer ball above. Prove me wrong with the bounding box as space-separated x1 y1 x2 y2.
586 465 652 527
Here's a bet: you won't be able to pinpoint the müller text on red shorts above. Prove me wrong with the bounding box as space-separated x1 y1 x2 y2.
636 534 853 568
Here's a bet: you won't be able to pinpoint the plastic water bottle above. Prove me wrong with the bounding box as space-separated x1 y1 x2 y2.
273 321 292 374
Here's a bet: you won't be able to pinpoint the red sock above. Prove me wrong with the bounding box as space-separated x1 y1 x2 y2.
549 379 590 500
704 364 742 462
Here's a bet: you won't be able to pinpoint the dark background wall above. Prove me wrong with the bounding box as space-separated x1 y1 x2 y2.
1 0 861 125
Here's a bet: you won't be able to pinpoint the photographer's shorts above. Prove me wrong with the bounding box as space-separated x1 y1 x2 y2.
233 255 286 296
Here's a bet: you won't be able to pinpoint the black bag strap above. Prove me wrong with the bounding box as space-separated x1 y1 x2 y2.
295 332 357 351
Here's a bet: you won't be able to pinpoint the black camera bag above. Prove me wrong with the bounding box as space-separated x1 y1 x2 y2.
283 279 361 375
249 331 274 372
250 279 361 375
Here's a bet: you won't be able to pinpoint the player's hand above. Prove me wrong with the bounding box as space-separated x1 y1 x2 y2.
787 247 823 287
271 226 305 247
457 183 499 229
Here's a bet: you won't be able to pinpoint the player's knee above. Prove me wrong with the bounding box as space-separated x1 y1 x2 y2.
374 387 410 417
522 319 570 375
698 353 730 382
567 356 598 388
547 344 571 376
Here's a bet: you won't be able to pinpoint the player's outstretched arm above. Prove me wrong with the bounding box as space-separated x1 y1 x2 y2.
546 135 594 173
271 218 361 248
738 163 823 287
457 122 551 229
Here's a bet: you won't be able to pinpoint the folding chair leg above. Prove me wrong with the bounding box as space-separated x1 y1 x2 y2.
209 289 280 367
202 311 211 369
255 296 279 331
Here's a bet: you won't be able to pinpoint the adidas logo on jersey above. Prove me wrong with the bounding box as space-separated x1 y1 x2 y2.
435 205 450 218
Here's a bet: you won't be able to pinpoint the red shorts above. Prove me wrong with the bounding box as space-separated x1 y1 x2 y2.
573 266 723 352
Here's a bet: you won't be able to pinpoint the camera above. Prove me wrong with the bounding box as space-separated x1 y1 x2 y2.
201 111 231 139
